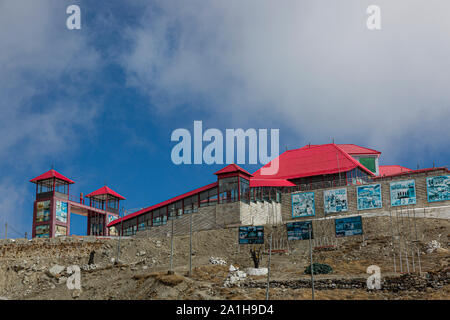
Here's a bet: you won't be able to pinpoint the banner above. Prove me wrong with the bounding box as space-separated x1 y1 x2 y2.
286 221 313 241
324 188 348 214
55 200 68 223
36 200 51 223
239 226 264 244
390 180 416 206
357 184 382 210
335 216 363 237
292 192 315 218
427 175 450 202
35 224 50 238
55 225 67 237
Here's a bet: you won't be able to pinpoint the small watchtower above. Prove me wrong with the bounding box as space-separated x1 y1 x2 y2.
86 186 125 236
30 169 74 238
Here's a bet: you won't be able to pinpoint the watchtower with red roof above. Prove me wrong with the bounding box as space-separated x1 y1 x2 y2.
30 169 74 238
30 169 124 238
85 186 125 236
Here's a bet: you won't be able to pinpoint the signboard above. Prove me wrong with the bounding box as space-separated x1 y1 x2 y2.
335 216 363 237
292 192 315 218
324 188 348 214
357 184 382 210
35 224 50 238
55 201 68 223
427 175 450 203
286 221 313 241
108 214 118 224
55 225 67 237
390 180 416 206
36 200 51 223
239 226 264 244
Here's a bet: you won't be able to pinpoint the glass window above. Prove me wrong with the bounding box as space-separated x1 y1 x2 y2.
240 177 250 204
153 207 167 226
219 177 239 204
183 195 198 214
200 187 218 207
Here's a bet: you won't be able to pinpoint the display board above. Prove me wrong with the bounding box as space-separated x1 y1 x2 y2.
55 200 68 223
292 192 315 218
286 221 313 241
390 179 416 206
324 188 348 214
427 175 450 202
55 225 67 237
239 226 264 244
36 200 51 223
35 224 50 238
357 184 382 210
335 216 363 237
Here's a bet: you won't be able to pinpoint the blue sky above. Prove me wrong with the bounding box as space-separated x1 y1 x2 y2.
0 0 449 237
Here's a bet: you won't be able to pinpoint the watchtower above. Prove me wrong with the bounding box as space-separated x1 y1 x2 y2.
30 169 74 238
86 186 125 236
30 170 124 238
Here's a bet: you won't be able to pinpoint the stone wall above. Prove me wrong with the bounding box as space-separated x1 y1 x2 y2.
282 169 450 225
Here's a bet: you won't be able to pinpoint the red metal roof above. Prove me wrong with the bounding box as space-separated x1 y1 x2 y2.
250 178 296 187
336 144 381 155
253 143 375 180
86 186 126 200
378 165 412 177
375 166 449 179
214 164 253 177
108 182 218 227
300 144 381 155
30 169 75 184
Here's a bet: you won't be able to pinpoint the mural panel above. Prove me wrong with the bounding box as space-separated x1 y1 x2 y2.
292 192 315 218
335 216 363 237
36 200 50 223
55 201 68 223
239 226 264 244
286 221 313 241
324 188 348 214
427 175 450 202
357 184 382 210
390 180 416 206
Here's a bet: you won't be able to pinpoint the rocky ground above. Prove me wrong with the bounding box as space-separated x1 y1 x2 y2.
0 217 448 300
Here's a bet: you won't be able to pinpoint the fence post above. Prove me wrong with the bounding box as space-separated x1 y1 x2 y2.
189 211 193 277
309 224 315 300
169 218 174 274
265 232 272 300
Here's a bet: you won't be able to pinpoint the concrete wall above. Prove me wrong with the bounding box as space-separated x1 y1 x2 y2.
240 201 282 226
136 200 282 238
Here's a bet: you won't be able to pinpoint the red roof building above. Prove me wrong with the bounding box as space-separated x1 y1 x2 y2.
253 143 375 183
86 186 126 200
30 169 75 184
378 165 412 177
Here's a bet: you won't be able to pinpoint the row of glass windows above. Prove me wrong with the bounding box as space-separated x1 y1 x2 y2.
116 180 283 236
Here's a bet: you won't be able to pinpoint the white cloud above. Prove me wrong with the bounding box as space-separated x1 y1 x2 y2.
121 0 450 162
0 0 101 233
0 0 100 161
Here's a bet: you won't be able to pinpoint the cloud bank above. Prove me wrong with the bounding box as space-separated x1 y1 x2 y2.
122 0 450 161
